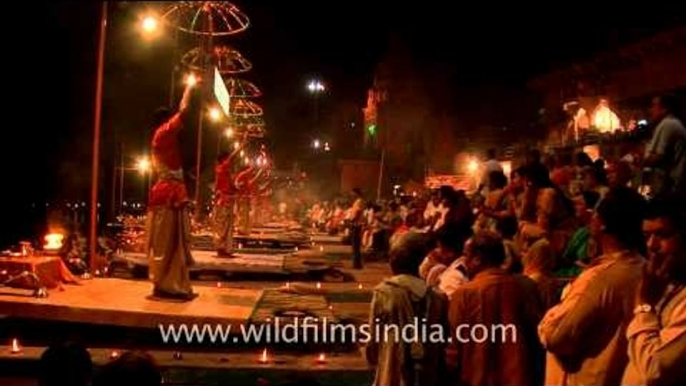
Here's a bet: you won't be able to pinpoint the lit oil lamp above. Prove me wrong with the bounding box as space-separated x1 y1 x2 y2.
316 353 327 364
319 246 324 252
316 282 321 290
216 282 223 288
10 338 22 354
357 283 363 290
110 350 120 360
258 348 269 364
43 233 64 254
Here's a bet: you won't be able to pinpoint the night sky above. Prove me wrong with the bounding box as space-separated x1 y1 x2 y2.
1 1 685 245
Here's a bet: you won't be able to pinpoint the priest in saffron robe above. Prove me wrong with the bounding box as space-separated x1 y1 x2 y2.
212 148 240 257
234 165 263 235
145 83 197 301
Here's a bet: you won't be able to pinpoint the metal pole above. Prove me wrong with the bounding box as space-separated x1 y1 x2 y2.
194 9 214 222
109 142 117 220
193 71 205 221
376 149 385 201
89 1 108 273
119 143 124 212
169 28 179 108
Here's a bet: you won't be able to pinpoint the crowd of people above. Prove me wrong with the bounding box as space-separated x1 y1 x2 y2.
364 94 686 385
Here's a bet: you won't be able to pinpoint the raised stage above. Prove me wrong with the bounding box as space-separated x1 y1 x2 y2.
112 249 334 278
0 278 337 329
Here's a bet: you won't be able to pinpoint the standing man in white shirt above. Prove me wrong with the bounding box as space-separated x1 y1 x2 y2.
644 94 686 197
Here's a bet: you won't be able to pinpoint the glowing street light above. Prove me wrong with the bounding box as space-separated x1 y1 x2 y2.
467 159 479 174
307 80 325 93
141 16 158 32
185 73 198 87
208 107 222 122
139 14 161 39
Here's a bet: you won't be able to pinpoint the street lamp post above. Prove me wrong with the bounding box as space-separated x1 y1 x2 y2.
112 155 152 215
90 5 163 272
89 1 108 273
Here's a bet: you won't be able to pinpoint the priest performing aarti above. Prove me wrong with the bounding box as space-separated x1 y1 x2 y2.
145 83 198 301
212 147 241 257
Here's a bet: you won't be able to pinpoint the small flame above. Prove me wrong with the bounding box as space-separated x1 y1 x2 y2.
316 282 321 289
317 353 326 363
357 283 363 290
10 338 21 354
216 282 222 288
319 246 324 252
238 243 243 250
285 282 291 290
259 348 269 363
110 350 120 360
328 304 333 310
44 233 64 251
294 246 299 252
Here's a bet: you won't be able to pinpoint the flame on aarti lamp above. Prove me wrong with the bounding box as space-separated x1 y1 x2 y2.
44 233 64 251
185 73 198 87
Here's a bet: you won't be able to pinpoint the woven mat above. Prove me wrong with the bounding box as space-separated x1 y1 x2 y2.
116 250 286 274
250 289 335 325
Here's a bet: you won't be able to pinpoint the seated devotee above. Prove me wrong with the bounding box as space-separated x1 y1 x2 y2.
94 351 161 386
518 164 577 258
607 159 634 189
474 170 509 233
496 215 521 273
419 222 467 286
447 231 544 386
623 193 686 385
505 166 528 221
423 190 442 229
389 209 424 248
523 238 558 311
569 151 594 196
39 343 92 386
581 164 610 203
362 204 383 252
557 191 600 277
366 232 448 386
436 238 470 300
326 200 346 235
538 187 647 386
551 152 574 195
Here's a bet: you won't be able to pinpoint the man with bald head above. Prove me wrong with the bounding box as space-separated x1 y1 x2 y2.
366 232 448 386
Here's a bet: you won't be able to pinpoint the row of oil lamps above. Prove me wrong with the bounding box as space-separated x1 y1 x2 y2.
9 338 329 365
